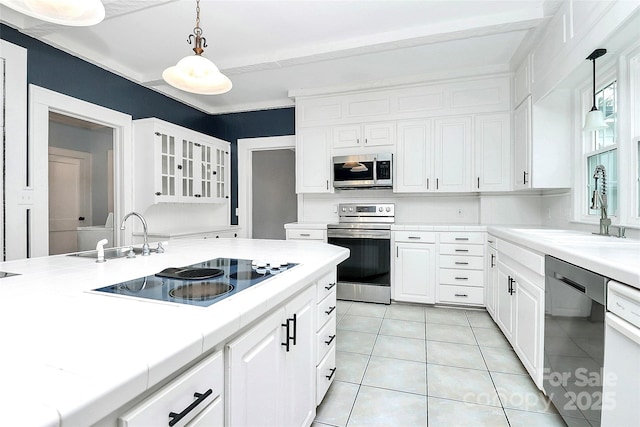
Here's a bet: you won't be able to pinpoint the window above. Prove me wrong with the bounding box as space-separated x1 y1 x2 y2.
584 81 618 217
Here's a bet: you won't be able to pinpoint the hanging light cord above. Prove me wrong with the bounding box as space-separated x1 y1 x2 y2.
188 0 207 55
591 57 597 111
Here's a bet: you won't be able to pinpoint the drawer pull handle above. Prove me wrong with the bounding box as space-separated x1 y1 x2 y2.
325 306 336 315
455 237 469 241
454 262 469 265
325 282 336 291
168 388 213 426
408 236 421 240
325 335 336 345
488 239 495 243
300 233 311 237
455 249 469 252
454 293 469 297
454 277 469 280
326 367 337 380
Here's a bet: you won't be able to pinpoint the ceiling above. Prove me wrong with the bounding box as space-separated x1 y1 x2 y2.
0 0 557 115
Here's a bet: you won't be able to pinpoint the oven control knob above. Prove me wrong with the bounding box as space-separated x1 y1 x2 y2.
342 207 347 212
378 207 383 212
386 207 391 212
349 207 354 212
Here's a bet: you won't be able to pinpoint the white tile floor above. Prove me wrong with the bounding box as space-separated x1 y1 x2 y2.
312 301 577 427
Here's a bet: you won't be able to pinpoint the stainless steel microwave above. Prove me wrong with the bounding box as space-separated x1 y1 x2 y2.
333 153 393 189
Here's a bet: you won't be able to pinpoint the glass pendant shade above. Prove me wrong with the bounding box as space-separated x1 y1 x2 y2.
162 55 232 95
0 0 105 26
584 107 607 131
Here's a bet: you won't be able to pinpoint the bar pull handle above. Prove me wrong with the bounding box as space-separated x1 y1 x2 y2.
454 237 469 241
281 318 292 352
426 178 429 189
408 236 421 240
291 313 297 346
325 335 336 345
523 171 528 185
455 277 469 280
326 367 337 380
454 261 469 265
168 389 213 426
454 293 469 297
490 253 496 268
455 249 469 252
436 178 439 190
300 233 311 237
325 282 336 291
477 177 480 189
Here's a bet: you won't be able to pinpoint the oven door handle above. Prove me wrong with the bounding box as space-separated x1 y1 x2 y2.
327 230 391 239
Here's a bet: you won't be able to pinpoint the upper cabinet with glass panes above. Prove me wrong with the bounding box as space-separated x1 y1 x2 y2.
132 118 230 208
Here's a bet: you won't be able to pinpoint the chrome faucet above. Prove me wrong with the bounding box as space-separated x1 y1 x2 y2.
120 212 150 256
590 165 611 236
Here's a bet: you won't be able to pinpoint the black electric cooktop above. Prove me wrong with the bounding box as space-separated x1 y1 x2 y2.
93 258 297 307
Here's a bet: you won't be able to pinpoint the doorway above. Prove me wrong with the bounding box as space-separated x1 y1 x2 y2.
238 136 297 239
47 113 115 254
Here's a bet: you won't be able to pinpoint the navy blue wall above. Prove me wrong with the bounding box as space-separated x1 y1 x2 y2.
1 24 295 224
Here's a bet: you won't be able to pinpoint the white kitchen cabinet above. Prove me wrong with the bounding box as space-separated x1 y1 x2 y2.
119 351 224 427
494 239 546 389
513 97 531 190
434 117 472 192
474 113 511 192
133 118 230 209
437 232 485 306
226 286 315 427
296 127 331 193
513 55 531 108
332 121 395 150
286 227 327 242
512 93 571 190
393 231 437 304
315 270 337 405
485 237 498 317
395 120 433 192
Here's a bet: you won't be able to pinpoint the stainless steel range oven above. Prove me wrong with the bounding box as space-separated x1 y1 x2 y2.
327 203 394 304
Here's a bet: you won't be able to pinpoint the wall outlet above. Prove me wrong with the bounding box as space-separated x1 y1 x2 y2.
18 189 34 205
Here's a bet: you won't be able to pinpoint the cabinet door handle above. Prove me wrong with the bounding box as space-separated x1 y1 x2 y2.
455 237 469 241
325 335 336 345
326 367 337 380
523 171 528 185
454 261 469 265
281 319 291 352
326 180 329 190
408 236 421 240
168 389 213 426
325 306 336 315
490 253 495 268
477 177 480 189
436 178 439 190
426 178 429 189
454 277 469 280
454 293 469 297
365 138 368 144
455 249 469 252
300 233 311 237
325 282 336 291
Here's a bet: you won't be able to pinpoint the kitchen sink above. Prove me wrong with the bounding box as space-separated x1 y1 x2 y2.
68 246 154 259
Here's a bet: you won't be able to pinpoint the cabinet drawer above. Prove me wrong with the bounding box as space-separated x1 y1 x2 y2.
439 255 484 270
119 351 223 427
316 345 337 406
438 285 484 305
439 232 485 245
440 269 484 287
439 244 484 257
317 288 337 329
394 231 436 243
286 229 326 241
316 315 337 363
316 270 337 301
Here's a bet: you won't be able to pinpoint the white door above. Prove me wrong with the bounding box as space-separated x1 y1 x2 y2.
434 117 472 192
296 127 331 193
475 113 511 191
48 148 91 255
513 274 544 386
394 243 436 304
226 308 286 427
513 97 531 190
283 287 316 427
395 120 432 192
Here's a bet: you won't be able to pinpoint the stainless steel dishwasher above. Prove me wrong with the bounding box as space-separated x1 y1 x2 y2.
544 255 607 426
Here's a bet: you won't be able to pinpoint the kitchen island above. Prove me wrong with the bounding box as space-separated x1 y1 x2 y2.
0 238 348 426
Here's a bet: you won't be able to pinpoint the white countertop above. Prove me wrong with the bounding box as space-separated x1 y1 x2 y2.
488 226 640 288
284 222 328 230
392 224 487 231
0 238 348 427
134 225 242 239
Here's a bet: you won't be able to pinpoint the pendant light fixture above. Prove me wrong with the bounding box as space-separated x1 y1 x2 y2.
584 48 608 131
162 0 232 95
0 0 105 26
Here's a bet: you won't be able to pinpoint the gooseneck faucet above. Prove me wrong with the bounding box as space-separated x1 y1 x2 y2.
590 165 611 236
120 212 150 256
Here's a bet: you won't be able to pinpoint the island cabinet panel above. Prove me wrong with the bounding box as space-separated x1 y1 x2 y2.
485 237 498 317
119 351 224 427
315 270 337 405
226 285 316 427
